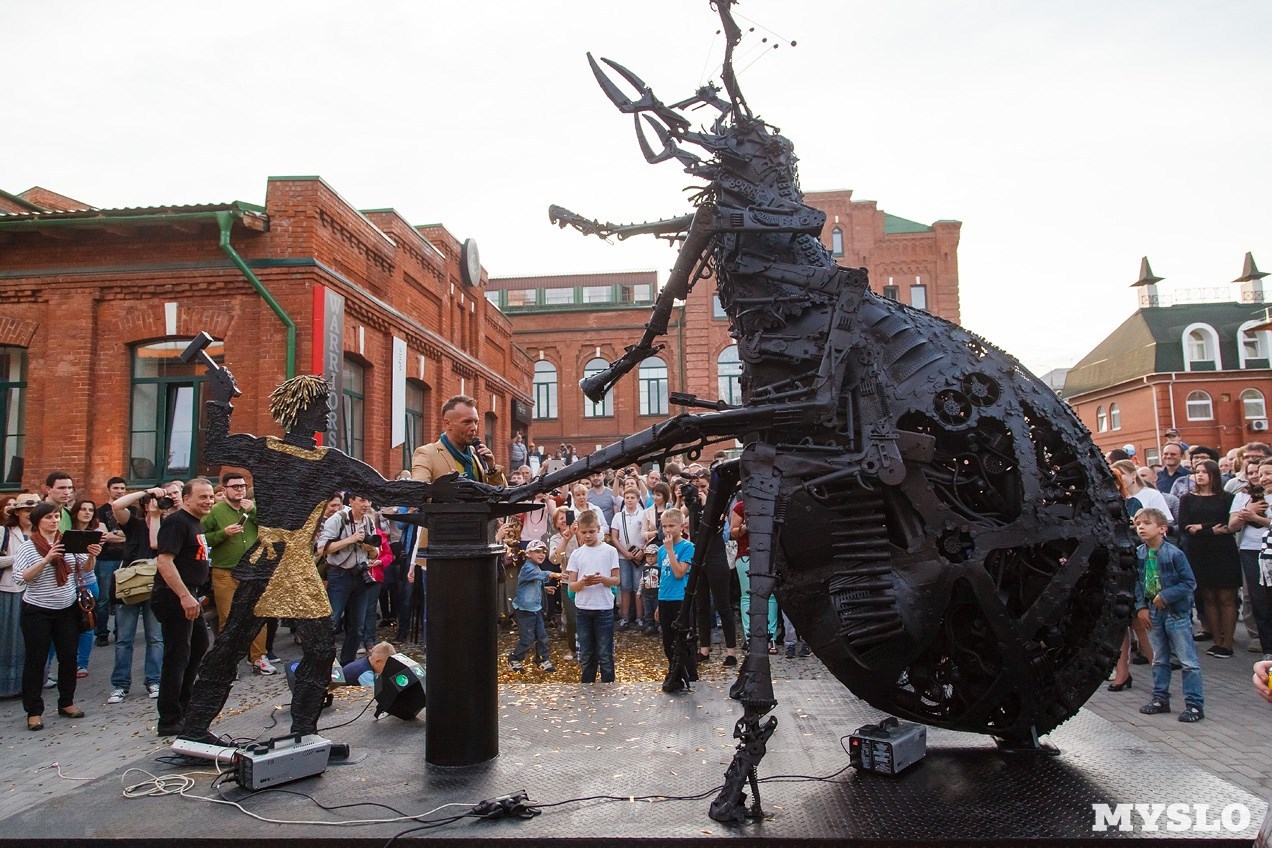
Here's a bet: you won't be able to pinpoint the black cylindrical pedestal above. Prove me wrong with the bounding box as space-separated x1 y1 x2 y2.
420 503 503 767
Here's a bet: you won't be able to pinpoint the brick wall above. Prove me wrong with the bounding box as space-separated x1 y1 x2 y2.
0 177 532 495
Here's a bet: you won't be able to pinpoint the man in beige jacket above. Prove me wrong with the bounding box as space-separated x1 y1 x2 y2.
407 395 509 577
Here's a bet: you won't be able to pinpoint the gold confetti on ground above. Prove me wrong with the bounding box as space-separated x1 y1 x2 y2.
492 620 734 685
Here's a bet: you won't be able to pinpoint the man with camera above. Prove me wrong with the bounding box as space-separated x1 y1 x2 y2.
318 493 383 667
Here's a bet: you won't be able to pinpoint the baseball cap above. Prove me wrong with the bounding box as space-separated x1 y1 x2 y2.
526 539 548 553
644 544 659 556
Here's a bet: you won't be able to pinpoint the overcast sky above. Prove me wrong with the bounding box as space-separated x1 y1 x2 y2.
6 1 1270 376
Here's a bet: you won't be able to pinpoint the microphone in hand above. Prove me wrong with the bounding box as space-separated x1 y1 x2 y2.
471 437 494 475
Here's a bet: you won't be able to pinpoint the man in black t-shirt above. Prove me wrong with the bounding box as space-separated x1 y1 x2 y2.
152 478 215 736
93 477 129 646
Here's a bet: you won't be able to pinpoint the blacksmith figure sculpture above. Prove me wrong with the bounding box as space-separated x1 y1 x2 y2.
507 0 1136 824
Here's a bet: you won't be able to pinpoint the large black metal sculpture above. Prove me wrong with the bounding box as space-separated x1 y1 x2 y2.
507 0 1137 825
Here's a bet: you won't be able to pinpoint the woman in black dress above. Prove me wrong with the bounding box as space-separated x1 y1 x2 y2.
1176 459 1241 658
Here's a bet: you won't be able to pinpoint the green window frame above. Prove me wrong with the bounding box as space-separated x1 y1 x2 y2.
0 346 27 489
129 338 223 485
341 358 366 461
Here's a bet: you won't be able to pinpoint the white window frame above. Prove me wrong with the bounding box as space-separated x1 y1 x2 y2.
1181 322 1221 371
1096 406 1107 432
1109 403 1121 430
1237 319 1270 368
1185 390 1213 421
1241 388 1266 420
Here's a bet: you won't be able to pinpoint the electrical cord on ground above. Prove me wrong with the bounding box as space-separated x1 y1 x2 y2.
317 692 375 732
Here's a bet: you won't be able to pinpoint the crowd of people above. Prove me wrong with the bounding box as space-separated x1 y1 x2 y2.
1103 432 1272 724
492 452 814 689
4 412 1269 735
0 469 429 734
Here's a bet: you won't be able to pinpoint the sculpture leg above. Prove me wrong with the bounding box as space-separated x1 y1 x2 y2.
179 578 268 742
713 444 781 823
665 461 741 691
290 615 336 735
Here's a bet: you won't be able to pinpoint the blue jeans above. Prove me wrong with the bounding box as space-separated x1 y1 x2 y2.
1147 605 1204 708
94 559 121 638
111 601 163 691
511 609 548 664
576 608 615 683
361 582 381 648
327 568 370 666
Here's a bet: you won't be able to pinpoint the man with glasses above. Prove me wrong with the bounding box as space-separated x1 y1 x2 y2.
203 472 272 675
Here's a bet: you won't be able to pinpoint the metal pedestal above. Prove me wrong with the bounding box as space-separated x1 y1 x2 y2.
414 501 532 767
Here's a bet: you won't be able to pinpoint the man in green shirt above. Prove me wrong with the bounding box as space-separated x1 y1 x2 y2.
43 470 75 530
203 472 273 675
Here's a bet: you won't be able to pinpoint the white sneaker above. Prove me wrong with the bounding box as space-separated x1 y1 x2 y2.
356 646 367 656
252 657 277 676
147 683 160 699
107 689 127 704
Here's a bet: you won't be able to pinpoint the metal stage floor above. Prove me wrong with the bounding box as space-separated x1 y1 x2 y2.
3 677 1264 846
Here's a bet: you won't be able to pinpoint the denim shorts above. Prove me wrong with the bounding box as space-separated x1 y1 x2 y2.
618 559 641 592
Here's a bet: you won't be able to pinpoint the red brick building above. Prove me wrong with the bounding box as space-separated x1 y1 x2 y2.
490 189 962 450
1064 302 1272 465
0 178 533 496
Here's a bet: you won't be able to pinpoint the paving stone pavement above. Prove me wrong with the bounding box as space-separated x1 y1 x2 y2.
2 618 1268 828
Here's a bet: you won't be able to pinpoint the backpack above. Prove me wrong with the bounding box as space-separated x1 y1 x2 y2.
115 558 157 604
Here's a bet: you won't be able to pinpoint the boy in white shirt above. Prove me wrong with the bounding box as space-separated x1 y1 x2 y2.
566 510 620 683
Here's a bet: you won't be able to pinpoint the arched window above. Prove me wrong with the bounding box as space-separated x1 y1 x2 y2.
340 358 366 460
1109 403 1121 430
718 345 743 406
1096 406 1107 432
831 228 844 258
1182 323 1221 371
1185 390 1213 421
1238 320 1271 368
130 338 224 484
1242 388 1267 420
582 358 613 418
533 361 558 420
638 357 668 416
0 346 27 487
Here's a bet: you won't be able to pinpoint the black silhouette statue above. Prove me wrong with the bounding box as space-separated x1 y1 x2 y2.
178 354 492 742
506 0 1136 824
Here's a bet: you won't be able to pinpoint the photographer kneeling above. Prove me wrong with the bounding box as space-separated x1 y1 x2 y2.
318 493 382 667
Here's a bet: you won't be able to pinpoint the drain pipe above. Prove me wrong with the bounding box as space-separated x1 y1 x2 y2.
216 211 296 379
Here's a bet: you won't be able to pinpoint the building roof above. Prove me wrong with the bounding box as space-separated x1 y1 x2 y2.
882 213 934 234
489 270 657 292
1064 302 1270 398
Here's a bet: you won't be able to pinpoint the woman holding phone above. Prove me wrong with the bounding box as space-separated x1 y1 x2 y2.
62 499 107 677
15 501 101 729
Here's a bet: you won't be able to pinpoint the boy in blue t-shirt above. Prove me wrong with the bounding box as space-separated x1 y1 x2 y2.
509 539 557 673
656 510 694 689
1133 507 1205 722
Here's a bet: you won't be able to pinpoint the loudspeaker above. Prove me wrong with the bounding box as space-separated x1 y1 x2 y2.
374 653 426 720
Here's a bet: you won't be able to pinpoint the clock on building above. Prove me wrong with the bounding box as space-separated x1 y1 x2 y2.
461 238 481 288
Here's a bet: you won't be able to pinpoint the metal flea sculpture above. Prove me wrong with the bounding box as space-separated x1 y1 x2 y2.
507 0 1136 824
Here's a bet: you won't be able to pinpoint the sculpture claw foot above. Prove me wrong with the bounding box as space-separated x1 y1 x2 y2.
709 710 777 824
